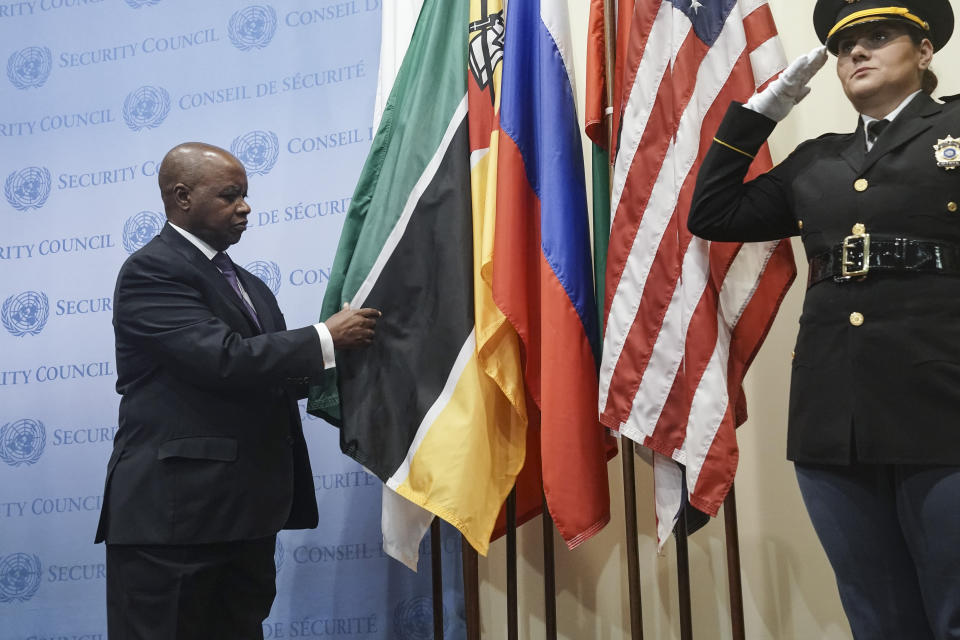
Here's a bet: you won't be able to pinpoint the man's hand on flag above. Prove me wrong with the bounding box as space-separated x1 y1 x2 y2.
326 302 381 347
745 45 829 121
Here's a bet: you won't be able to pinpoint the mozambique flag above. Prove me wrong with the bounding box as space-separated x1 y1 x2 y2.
308 0 526 562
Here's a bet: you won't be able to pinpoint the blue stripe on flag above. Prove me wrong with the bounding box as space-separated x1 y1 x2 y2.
500 0 600 357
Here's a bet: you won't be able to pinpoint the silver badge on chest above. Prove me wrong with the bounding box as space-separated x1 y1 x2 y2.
933 135 960 170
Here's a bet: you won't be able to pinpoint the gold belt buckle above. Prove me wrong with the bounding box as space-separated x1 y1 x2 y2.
841 232 870 278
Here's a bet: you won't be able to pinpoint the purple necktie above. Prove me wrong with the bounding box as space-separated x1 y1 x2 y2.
211 252 261 331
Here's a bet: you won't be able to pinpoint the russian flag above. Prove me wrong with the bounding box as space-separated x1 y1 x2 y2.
494 0 613 548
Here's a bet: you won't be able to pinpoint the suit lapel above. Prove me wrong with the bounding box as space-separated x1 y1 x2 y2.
159 224 263 333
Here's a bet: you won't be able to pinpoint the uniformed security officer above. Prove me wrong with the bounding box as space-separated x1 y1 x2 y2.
688 1 959 638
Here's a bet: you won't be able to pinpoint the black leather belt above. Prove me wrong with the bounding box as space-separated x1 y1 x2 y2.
807 235 960 287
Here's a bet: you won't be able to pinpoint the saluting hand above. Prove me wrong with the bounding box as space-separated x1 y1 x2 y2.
745 45 829 122
325 302 381 348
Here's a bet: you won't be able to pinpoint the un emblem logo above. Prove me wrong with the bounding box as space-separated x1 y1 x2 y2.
244 260 281 295
4 166 52 211
231 130 279 175
394 596 446 640
229 5 278 51
123 211 165 254
2 291 49 337
0 553 42 603
274 538 284 574
0 419 46 467
124 0 162 7
123 85 171 131
7 46 52 90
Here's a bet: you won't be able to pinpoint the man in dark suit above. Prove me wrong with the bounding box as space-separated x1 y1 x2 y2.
95 142 380 639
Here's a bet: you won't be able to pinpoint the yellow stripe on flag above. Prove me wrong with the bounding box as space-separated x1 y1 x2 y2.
393 348 525 553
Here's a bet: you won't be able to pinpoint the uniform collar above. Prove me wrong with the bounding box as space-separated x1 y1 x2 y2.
860 90 922 149
861 90 922 129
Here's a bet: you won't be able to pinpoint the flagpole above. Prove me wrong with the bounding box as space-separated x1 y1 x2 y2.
461 536 481 640
675 508 693 640
620 440 645 639
724 487 746 640
430 518 444 640
602 0 616 152
506 487 519 640
601 0 644 637
542 495 558 640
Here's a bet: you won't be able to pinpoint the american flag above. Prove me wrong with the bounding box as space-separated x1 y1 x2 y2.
590 0 797 544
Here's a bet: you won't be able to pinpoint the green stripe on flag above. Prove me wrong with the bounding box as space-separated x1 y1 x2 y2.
308 0 469 424
592 142 610 334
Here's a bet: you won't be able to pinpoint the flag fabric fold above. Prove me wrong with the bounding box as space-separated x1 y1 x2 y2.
593 0 796 547
308 0 526 567
495 0 614 549
372 0 434 573
467 0 541 548
586 0 611 335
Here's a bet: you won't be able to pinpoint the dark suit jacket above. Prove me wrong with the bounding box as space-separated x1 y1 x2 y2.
690 93 960 465
95 223 321 544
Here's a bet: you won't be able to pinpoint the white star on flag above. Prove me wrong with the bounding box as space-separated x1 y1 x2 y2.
690 0 703 13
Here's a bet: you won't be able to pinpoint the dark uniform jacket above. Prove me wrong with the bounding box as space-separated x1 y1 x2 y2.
95 223 321 545
690 92 960 465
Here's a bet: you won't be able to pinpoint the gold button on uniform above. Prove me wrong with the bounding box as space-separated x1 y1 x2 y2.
798 220 804 230
849 312 864 327
852 223 866 235
854 178 869 192
949 201 958 213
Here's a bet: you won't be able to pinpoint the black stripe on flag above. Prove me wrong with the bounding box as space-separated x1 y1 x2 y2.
336 119 474 481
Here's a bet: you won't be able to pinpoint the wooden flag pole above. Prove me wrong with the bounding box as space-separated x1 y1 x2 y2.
430 518 444 640
601 2 644 638
621 439 645 640
724 487 746 640
594 38 643 627
675 507 693 640
542 496 557 640
601 0 616 164
506 487 519 640
461 536 481 640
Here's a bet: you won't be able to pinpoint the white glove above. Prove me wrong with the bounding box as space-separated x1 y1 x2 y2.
745 45 828 122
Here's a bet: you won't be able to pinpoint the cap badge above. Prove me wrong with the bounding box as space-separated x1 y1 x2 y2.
933 136 960 170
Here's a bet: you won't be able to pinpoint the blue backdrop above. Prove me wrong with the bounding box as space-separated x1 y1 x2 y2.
0 2 464 638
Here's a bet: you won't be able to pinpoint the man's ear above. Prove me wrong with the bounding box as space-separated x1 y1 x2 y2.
172 183 191 211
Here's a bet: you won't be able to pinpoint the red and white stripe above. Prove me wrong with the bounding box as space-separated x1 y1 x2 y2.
597 0 795 543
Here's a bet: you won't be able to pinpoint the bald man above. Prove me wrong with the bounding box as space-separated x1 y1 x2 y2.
95 142 379 639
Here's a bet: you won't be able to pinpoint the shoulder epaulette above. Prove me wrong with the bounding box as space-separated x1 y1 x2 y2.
940 93 960 103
